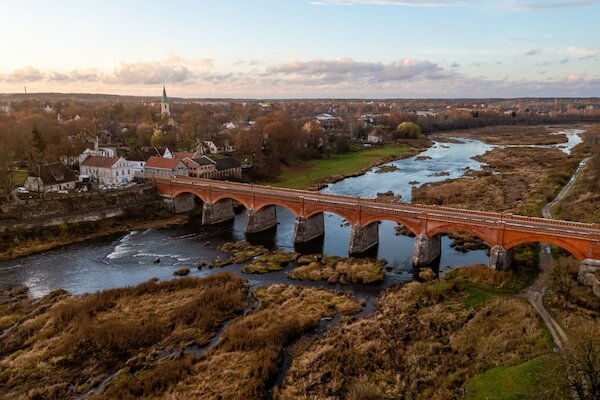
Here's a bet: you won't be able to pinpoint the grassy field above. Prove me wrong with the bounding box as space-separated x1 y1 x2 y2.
263 145 411 189
10 169 28 187
465 354 568 400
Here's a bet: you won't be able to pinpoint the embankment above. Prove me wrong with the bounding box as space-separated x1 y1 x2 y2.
0 186 188 261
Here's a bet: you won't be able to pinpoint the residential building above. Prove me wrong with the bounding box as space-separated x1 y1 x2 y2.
181 155 242 180
80 156 134 185
24 162 78 193
144 156 189 178
198 139 234 154
367 129 384 143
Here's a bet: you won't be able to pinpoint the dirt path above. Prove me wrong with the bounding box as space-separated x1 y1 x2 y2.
522 157 589 351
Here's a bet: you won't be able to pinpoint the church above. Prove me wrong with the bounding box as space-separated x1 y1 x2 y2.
159 86 176 128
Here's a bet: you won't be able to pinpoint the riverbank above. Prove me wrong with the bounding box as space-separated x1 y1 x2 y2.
263 141 427 190
0 211 190 262
432 125 569 145
413 145 580 217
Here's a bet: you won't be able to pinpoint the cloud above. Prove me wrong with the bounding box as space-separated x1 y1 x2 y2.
1 54 599 98
525 48 541 56
311 0 462 6
566 47 600 60
504 0 600 11
267 58 451 86
0 66 45 82
110 61 193 84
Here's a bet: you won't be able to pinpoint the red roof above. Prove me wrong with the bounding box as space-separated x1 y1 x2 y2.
173 151 197 160
145 156 182 170
80 156 119 168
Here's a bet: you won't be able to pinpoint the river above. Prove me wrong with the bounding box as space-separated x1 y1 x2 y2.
0 129 583 298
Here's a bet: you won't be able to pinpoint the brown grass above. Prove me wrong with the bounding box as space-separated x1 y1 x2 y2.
275 266 550 399
0 273 247 400
413 146 578 217
438 125 567 145
289 255 385 284
166 285 362 399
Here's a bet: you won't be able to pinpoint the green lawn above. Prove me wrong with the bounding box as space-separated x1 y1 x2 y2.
465 354 568 400
263 145 411 189
11 169 29 187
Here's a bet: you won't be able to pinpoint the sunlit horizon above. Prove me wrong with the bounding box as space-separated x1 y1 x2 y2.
2 0 600 98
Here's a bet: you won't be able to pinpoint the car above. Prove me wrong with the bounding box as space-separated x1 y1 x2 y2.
16 187 29 194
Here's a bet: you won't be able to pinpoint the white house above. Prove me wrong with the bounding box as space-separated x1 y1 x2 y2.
199 140 234 154
24 163 78 193
80 156 134 185
79 147 116 165
367 130 384 144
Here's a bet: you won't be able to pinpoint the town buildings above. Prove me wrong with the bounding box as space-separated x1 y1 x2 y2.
80 156 134 185
24 163 78 193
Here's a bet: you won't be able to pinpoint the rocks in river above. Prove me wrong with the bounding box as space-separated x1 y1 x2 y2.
204 241 212 246
197 260 207 270
409 180 420 185
173 268 190 276
415 155 432 161
427 171 450 177
375 165 398 174
209 257 233 268
376 191 402 202
153 258 160 264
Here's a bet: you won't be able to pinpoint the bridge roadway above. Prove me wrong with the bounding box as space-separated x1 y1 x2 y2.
153 176 600 271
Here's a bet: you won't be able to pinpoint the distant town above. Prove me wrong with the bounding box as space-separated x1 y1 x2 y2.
1 89 600 200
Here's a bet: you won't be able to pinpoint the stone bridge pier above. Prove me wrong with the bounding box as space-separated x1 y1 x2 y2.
579 259 600 296
349 222 379 255
245 206 277 233
294 213 324 243
412 234 441 267
488 245 513 271
165 193 196 214
202 200 235 225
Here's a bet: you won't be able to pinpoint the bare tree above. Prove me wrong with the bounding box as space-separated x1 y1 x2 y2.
565 326 600 400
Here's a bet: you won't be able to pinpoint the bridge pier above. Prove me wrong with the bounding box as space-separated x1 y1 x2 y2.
294 213 324 243
412 234 441 267
349 222 379 255
488 245 513 271
165 193 196 214
245 206 277 233
202 200 235 225
578 259 600 293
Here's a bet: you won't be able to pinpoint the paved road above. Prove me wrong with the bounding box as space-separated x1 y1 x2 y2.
522 157 589 351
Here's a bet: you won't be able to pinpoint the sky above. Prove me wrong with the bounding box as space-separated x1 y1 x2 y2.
1 0 599 98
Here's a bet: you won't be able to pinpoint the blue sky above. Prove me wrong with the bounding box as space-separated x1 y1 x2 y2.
1 0 599 98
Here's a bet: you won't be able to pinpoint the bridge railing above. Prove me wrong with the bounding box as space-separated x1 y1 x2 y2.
159 177 599 234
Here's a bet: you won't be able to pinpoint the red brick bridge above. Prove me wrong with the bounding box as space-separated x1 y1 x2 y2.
153 177 600 270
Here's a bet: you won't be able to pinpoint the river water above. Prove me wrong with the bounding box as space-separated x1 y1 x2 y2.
0 129 583 298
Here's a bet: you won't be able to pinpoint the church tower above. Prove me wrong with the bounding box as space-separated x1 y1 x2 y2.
161 85 170 118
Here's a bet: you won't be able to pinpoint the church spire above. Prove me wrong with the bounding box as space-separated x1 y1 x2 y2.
162 85 169 104
161 85 170 118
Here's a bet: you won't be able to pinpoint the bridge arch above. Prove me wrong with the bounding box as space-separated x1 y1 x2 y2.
504 235 587 260
426 223 496 247
254 202 301 218
305 208 358 226
210 193 253 211
360 215 422 236
171 189 208 204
